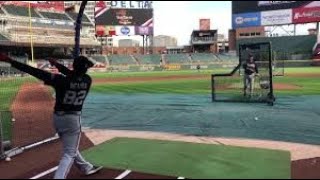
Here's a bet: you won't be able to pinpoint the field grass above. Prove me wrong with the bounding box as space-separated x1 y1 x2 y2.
274 76 320 95
0 67 319 141
89 69 230 79
92 79 209 94
83 138 291 179
0 77 35 111
91 70 320 96
285 67 320 74
0 77 35 140
89 67 319 79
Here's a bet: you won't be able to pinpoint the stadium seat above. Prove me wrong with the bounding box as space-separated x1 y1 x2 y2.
135 54 161 65
39 11 73 21
165 54 190 64
3 5 40 18
191 53 219 63
108 55 137 65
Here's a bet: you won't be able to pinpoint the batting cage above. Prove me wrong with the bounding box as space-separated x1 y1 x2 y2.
211 42 275 105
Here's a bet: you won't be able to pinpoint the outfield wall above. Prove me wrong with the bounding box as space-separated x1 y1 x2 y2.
102 60 314 72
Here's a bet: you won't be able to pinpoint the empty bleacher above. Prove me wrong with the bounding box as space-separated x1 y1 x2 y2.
0 7 5 14
165 54 190 64
0 34 8 41
40 11 72 21
3 5 41 18
67 12 91 24
91 55 107 64
108 55 136 65
216 54 238 61
135 54 161 65
191 53 219 63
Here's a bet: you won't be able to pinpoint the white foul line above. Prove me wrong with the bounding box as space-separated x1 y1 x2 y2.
30 167 177 179
30 166 58 179
115 170 132 179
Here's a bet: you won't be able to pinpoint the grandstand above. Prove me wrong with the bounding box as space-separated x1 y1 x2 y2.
135 54 161 65
3 5 41 18
108 55 137 66
39 11 71 21
164 54 191 64
90 55 108 64
0 7 4 14
0 34 8 41
216 53 238 61
67 12 92 24
191 53 219 63
0 3 100 63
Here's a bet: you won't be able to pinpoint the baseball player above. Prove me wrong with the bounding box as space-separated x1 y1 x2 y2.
243 55 259 97
0 54 102 179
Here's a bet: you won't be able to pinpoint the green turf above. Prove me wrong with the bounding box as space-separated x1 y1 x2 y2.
90 69 230 79
274 76 320 95
92 76 320 95
89 67 320 79
0 77 35 140
0 78 35 110
92 79 209 94
0 111 12 141
82 138 291 179
285 67 320 74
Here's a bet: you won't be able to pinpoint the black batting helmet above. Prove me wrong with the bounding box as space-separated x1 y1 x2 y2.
73 56 94 74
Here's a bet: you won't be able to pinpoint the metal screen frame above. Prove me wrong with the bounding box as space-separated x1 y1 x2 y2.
212 42 275 105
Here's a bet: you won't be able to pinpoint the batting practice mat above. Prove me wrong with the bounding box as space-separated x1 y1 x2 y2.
212 42 275 105
82 137 291 179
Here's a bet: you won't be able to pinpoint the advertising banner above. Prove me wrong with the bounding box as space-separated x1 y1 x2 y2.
232 1 320 27
261 9 292 26
232 12 261 28
115 26 135 36
233 1 314 14
135 26 153 35
95 3 154 36
293 7 320 23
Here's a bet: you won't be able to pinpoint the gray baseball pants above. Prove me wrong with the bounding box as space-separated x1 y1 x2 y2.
53 113 93 179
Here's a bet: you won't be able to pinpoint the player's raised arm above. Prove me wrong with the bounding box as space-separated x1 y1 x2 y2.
0 53 54 83
48 58 73 76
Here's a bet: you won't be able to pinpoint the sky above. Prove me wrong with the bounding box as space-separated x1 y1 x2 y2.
114 1 315 46
114 1 232 46
153 1 231 45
